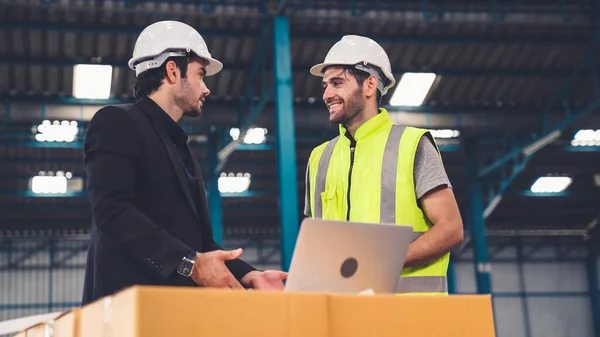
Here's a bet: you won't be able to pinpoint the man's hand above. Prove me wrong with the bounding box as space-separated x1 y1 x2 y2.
240 270 288 291
190 248 244 289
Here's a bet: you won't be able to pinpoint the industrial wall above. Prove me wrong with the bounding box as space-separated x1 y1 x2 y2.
455 254 593 337
0 236 595 337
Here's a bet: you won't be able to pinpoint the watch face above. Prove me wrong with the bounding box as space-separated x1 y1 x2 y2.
178 260 193 276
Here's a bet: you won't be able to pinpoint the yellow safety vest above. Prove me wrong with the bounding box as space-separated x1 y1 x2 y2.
307 108 449 295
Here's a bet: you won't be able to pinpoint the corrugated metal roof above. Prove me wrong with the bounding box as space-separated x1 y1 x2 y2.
0 0 599 238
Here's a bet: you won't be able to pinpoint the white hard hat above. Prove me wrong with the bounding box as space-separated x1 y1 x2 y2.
310 35 396 96
128 20 223 77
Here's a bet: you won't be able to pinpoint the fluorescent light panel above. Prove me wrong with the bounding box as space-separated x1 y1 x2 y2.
229 127 268 144
530 176 572 193
218 173 251 193
73 64 113 99
31 176 68 194
35 120 78 142
389 72 437 107
29 171 82 194
430 129 460 139
571 129 600 146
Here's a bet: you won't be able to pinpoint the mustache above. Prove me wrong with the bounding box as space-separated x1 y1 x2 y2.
325 97 343 105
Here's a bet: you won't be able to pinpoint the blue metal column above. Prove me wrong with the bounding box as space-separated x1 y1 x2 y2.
586 245 600 337
206 129 224 246
464 136 492 294
591 5 600 333
516 238 532 337
48 238 55 312
273 16 299 272
447 259 456 294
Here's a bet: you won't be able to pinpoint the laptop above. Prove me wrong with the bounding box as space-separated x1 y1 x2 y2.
284 218 413 294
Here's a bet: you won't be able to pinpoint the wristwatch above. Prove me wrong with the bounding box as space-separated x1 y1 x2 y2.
177 252 197 277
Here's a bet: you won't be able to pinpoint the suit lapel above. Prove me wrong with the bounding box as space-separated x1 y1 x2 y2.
137 102 200 222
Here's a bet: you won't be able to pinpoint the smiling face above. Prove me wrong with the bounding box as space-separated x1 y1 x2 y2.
173 59 210 118
321 66 367 126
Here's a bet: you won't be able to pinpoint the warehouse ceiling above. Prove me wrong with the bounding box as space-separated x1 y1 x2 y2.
0 0 599 249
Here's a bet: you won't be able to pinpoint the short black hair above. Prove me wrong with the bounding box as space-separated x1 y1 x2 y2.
325 65 383 104
132 53 203 99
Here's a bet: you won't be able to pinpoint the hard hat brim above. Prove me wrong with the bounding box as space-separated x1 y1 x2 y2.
309 63 327 77
309 62 354 77
204 57 223 77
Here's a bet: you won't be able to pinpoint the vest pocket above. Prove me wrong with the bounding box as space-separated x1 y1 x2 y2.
320 188 345 220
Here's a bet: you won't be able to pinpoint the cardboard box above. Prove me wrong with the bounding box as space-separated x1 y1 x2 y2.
80 286 329 337
26 309 80 337
79 286 495 337
328 293 496 337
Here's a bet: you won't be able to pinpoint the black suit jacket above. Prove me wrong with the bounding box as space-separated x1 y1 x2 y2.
81 97 255 305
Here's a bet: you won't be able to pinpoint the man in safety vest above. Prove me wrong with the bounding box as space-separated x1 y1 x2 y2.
303 35 464 295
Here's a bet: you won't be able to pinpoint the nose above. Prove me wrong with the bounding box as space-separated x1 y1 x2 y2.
202 82 210 97
323 85 335 102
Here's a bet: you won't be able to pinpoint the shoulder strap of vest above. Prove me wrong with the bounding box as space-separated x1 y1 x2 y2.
404 126 441 156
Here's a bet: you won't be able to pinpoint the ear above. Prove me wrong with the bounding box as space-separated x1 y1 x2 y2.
164 60 180 84
364 75 379 99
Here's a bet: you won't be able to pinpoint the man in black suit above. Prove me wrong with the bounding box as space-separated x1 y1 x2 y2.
81 20 287 305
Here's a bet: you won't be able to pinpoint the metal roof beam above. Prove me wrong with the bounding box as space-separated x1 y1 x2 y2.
478 49 600 218
0 93 562 112
215 18 272 172
0 21 589 45
293 31 590 45
0 56 574 78
4 95 600 130
0 22 259 39
5 1 597 25
1 186 592 200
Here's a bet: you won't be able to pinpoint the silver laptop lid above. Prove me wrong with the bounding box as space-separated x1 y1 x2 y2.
284 218 413 294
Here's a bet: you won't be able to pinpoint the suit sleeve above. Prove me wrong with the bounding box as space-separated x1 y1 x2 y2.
84 106 195 279
211 241 257 281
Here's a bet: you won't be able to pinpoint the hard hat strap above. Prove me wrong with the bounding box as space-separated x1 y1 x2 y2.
354 63 385 94
134 50 188 77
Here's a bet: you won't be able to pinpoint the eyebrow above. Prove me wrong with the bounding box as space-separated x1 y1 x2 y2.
322 69 348 86
322 75 346 86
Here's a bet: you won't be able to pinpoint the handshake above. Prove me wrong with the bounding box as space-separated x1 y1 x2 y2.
189 248 288 291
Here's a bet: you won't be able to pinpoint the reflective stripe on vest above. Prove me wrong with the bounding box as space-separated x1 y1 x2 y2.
379 124 403 224
312 125 446 294
313 136 339 219
397 276 448 293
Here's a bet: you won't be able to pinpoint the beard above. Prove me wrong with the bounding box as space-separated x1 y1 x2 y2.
175 78 202 118
329 87 365 125
182 108 200 118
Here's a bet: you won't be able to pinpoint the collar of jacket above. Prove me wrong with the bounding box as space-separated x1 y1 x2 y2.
338 107 391 142
136 96 189 145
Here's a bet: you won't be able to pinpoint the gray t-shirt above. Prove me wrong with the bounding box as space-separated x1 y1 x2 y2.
303 135 452 217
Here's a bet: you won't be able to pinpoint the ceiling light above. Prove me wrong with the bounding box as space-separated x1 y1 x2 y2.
73 64 113 99
530 176 572 193
389 72 437 107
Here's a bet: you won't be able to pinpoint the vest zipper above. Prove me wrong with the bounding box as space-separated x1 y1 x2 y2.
346 140 356 221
